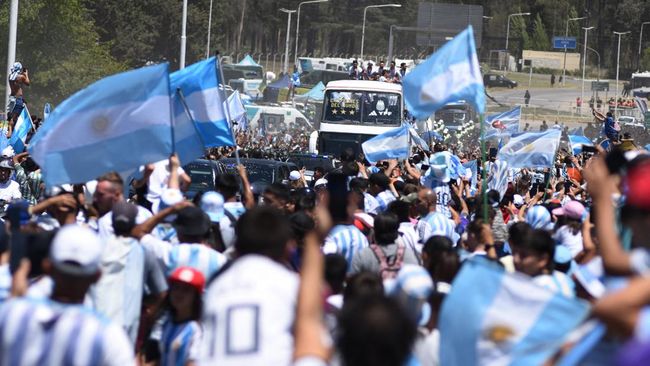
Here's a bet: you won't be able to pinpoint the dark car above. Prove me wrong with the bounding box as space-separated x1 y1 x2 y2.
483 73 518 88
287 153 337 182
183 159 227 199
220 158 299 196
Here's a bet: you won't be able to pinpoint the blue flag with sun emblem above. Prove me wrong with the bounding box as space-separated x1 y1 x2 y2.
484 106 521 139
439 257 589 366
29 63 173 186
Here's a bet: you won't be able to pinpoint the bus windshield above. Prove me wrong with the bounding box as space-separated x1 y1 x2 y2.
323 90 401 126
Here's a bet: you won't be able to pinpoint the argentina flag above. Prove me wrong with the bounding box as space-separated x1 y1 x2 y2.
403 26 485 119
29 63 173 186
9 106 33 153
496 129 561 169
485 106 521 139
170 57 234 148
440 257 590 366
225 90 248 131
568 134 593 155
361 124 409 163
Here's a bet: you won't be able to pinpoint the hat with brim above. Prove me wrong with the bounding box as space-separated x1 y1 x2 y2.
173 207 211 237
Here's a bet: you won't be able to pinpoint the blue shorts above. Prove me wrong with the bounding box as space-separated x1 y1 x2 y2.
6 96 24 117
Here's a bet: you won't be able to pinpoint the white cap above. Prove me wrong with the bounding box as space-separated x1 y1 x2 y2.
50 225 104 276
201 191 225 222
513 194 524 207
156 188 184 217
289 170 301 181
314 178 328 188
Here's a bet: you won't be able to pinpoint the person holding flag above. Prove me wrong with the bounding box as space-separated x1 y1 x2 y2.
6 62 30 129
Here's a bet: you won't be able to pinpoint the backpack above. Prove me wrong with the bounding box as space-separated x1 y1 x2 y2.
370 239 406 280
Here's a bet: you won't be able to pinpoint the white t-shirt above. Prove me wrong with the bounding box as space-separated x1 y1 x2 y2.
0 179 21 202
199 255 299 366
553 226 584 258
146 160 185 212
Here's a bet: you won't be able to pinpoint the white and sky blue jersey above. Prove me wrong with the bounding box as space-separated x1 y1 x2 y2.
0 297 134 366
323 224 369 271
160 319 202 366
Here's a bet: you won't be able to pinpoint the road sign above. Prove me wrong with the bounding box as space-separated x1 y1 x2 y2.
591 81 610 92
552 36 577 49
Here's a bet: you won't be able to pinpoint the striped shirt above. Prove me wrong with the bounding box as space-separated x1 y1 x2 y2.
160 320 202 366
0 297 135 366
364 193 380 215
534 271 575 298
141 234 227 279
417 211 457 244
323 225 369 270
0 265 10 305
375 190 396 212
399 222 422 256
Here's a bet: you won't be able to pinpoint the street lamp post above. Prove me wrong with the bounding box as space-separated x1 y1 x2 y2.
361 3 401 61
280 8 296 74
294 0 329 68
505 12 530 70
580 26 594 115
206 0 214 59
614 31 631 118
180 0 188 69
638 22 650 71
5 0 18 110
562 16 586 86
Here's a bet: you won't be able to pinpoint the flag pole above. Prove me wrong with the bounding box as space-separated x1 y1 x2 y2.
480 113 488 222
215 53 241 166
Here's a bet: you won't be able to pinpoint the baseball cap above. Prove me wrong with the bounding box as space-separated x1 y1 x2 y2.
626 160 650 209
50 225 104 276
314 178 328 189
0 159 14 170
157 188 184 221
201 191 225 223
173 206 211 237
112 201 138 233
385 265 433 327
169 266 206 293
289 170 301 181
552 200 585 220
513 194 524 207
400 192 418 204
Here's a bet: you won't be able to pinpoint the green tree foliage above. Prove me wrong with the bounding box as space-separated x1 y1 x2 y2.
0 0 125 109
530 13 550 51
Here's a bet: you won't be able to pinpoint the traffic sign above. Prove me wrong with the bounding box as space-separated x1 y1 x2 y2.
591 81 610 92
552 36 577 49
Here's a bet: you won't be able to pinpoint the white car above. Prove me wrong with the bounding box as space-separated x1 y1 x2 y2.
619 116 645 128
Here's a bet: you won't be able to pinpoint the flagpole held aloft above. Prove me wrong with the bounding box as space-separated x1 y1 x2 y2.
215 53 241 166
479 113 488 222
176 88 206 148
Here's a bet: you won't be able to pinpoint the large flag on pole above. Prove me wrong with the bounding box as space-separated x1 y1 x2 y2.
402 26 485 119
440 257 590 366
496 129 562 169
484 106 521 139
170 57 234 148
29 63 174 186
361 124 410 163
9 106 33 153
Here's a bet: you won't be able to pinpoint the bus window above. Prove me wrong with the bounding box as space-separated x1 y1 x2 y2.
260 113 285 134
363 92 401 126
324 91 363 123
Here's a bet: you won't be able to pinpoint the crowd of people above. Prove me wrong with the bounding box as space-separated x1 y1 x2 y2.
348 59 408 83
3 112 650 365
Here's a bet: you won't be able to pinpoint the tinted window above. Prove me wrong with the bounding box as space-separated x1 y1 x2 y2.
323 90 401 126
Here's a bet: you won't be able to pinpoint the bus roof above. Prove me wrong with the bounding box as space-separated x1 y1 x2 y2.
325 80 402 93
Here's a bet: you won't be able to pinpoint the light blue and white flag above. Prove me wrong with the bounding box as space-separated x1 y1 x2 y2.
485 106 520 139
568 134 593 156
170 57 234 148
362 124 409 163
462 159 478 190
29 63 173 186
409 127 429 151
9 106 33 153
403 26 485 119
43 103 51 121
225 90 248 131
440 257 590 366
496 129 561 169
172 91 205 165
487 160 509 200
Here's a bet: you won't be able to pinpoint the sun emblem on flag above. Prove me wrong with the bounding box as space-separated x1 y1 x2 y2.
485 325 515 343
92 116 110 133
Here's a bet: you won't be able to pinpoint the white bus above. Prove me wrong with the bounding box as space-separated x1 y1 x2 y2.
310 80 404 157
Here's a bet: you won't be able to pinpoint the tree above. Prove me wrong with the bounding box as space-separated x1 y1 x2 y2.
530 13 550 51
0 0 125 110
